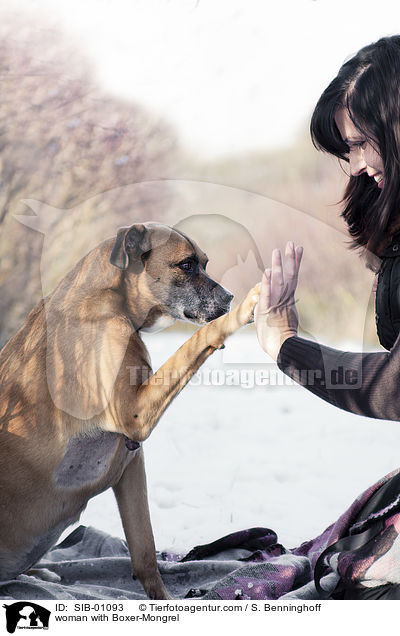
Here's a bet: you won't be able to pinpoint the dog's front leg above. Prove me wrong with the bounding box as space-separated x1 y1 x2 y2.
113 447 171 599
126 283 260 441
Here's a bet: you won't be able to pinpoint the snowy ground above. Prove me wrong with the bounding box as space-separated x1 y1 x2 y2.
70 329 400 554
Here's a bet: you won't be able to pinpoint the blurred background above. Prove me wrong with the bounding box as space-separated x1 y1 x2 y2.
2 0 400 350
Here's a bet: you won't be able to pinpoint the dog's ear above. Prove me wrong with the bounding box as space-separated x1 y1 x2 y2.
110 224 151 271
110 226 130 269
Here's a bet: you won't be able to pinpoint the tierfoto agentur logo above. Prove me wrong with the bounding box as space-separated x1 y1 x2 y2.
3 602 51 633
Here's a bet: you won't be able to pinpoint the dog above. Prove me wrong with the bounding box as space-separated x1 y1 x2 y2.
0 221 260 599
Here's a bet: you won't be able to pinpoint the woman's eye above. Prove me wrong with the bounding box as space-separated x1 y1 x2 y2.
347 140 367 152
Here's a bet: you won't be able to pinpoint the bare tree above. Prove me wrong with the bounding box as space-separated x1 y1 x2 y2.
0 13 179 347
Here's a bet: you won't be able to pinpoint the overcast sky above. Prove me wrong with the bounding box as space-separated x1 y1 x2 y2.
10 0 400 157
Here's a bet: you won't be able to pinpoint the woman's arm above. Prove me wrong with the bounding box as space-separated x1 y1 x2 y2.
255 243 400 421
277 335 399 420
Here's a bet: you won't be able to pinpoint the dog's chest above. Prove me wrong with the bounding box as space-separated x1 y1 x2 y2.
54 431 135 491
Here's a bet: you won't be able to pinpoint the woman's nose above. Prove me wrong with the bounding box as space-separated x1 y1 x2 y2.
349 148 367 177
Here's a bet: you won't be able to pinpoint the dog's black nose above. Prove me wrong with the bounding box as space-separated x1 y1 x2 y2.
221 290 234 306
215 285 234 305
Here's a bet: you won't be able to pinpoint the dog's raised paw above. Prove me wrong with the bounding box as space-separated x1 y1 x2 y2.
237 282 261 325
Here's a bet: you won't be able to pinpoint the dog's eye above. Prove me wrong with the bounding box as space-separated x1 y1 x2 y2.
179 261 194 272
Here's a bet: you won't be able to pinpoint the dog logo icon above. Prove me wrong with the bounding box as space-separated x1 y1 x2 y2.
3 602 50 633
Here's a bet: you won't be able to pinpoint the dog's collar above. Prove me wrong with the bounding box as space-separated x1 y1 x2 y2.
124 436 141 451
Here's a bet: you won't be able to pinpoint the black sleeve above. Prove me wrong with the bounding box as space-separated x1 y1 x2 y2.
276 335 400 420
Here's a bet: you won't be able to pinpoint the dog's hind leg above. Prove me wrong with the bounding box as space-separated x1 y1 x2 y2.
113 447 171 600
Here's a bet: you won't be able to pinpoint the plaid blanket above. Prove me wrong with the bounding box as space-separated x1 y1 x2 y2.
1 468 400 601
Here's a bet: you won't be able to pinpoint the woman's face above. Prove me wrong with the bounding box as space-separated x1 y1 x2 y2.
334 108 384 189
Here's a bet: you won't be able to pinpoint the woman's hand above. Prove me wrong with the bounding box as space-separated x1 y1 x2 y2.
255 242 303 361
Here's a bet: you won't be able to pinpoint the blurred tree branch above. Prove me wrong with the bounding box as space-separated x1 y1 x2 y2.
0 12 179 346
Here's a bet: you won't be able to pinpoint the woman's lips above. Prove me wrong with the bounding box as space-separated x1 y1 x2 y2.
373 173 384 189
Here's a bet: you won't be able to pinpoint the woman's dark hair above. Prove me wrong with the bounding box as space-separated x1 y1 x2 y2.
310 35 400 254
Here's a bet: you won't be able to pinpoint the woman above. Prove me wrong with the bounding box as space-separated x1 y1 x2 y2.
255 35 400 599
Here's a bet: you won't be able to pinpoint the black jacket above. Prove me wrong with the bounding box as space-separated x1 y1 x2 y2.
277 334 400 420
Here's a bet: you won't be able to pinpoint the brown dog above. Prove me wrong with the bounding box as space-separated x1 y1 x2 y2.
0 222 260 599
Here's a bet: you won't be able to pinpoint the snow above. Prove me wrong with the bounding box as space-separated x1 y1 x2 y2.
73 329 400 553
